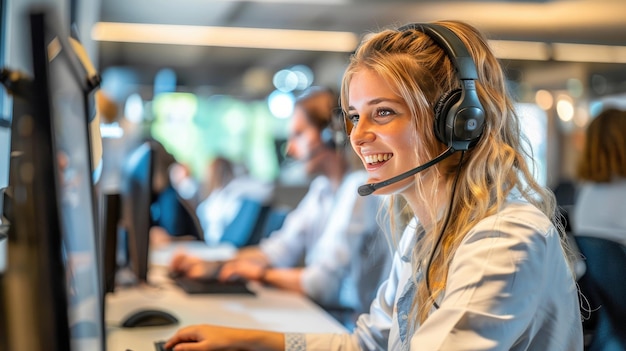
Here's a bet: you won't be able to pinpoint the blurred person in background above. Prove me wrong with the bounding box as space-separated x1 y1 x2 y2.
152 155 274 247
572 107 626 246
195 156 273 246
168 162 201 208
144 139 205 243
169 86 393 328
193 157 237 245
570 107 626 345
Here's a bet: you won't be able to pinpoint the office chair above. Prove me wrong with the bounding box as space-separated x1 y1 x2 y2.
221 202 289 248
219 198 268 248
574 235 626 351
259 206 289 239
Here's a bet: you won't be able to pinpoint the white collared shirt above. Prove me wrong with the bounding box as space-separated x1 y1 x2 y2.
288 201 583 351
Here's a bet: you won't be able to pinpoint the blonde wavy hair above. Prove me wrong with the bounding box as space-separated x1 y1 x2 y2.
340 20 565 324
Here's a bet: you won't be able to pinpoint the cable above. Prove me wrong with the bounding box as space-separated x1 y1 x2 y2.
424 150 465 310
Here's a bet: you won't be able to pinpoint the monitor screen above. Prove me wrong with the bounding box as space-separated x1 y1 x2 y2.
47 21 104 351
0 6 104 351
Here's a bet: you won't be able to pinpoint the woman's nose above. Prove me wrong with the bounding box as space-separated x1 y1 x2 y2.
349 120 373 146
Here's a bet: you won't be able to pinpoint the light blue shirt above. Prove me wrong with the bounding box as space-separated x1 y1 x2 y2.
260 171 392 314
286 201 583 350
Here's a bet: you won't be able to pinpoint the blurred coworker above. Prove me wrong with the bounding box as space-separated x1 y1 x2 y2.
168 162 201 208
194 157 235 244
170 87 393 327
151 156 273 247
195 156 274 246
572 107 626 246
124 137 202 249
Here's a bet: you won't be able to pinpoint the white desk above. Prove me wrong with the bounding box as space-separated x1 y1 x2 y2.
106 243 347 351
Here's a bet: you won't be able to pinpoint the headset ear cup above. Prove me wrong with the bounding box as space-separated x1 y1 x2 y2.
434 89 462 145
321 126 337 150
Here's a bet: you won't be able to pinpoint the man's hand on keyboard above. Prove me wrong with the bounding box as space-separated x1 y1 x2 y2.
168 253 223 280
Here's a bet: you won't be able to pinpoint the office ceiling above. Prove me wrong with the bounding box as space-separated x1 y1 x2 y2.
95 0 626 99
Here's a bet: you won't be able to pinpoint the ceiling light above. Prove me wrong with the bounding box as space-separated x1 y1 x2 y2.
92 22 359 52
552 43 626 64
92 22 626 64
489 40 551 61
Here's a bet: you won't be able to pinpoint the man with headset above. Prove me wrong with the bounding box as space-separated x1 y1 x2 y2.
169 86 393 328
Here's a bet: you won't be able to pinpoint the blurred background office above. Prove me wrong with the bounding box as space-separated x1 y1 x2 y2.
4 0 626 201
2 0 626 345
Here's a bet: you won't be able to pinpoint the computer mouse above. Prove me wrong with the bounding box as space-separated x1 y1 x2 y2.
120 309 179 328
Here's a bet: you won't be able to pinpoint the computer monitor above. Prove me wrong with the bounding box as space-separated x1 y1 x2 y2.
0 6 104 351
120 141 154 286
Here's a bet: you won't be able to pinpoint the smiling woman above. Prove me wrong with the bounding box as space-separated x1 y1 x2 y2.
160 19 584 351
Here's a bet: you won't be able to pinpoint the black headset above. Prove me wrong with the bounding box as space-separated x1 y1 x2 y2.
321 107 350 150
399 23 486 151
321 126 338 149
398 23 487 309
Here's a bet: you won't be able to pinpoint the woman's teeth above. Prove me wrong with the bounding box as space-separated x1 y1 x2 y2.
364 153 392 165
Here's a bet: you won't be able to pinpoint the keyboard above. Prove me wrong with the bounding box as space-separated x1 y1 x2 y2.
154 340 172 351
173 275 255 295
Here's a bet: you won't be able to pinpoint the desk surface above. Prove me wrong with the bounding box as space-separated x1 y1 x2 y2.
106 243 347 351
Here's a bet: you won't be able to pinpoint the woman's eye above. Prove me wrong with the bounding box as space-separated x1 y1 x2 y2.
348 114 360 124
376 109 394 117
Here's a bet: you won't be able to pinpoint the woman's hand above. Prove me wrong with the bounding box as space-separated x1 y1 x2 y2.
164 324 285 351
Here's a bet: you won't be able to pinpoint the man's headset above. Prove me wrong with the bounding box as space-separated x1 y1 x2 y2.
304 115 343 162
321 107 349 150
400 23 486 151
